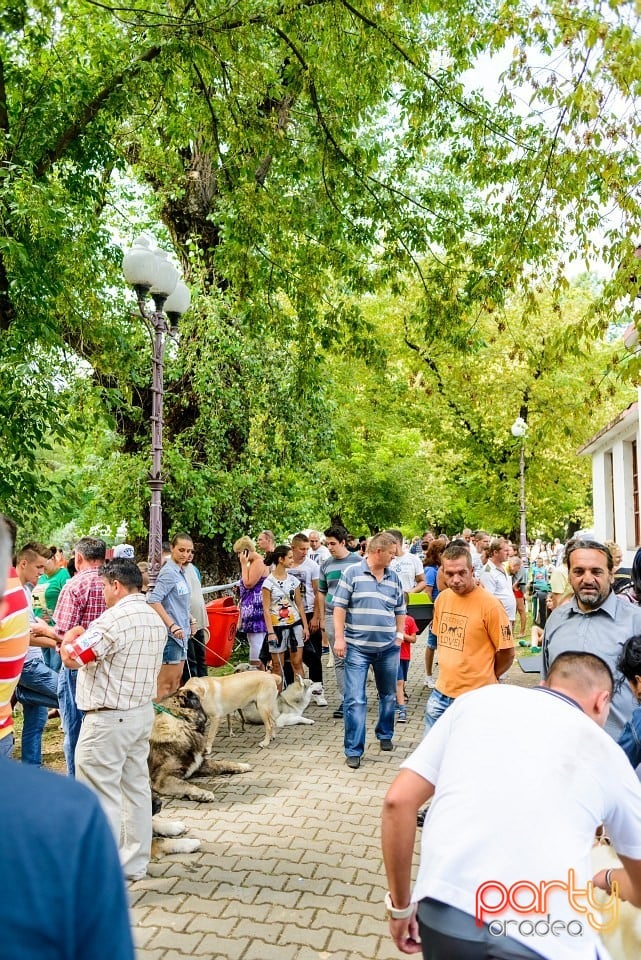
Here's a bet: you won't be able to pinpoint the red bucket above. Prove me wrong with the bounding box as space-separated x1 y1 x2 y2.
205 596 239 667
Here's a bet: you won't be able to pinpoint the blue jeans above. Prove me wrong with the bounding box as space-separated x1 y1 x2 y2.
424 689 455 733
618 707 641 768
43 646 62 672
0 732 14 758
324 614 345 702
344 642 400 758
16 658 60 765
58 667 83 777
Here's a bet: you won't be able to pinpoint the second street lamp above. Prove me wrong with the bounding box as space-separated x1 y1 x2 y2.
122 236 191 585
510 416 528 570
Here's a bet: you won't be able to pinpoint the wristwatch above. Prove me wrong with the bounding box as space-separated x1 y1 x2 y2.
384 891 414 919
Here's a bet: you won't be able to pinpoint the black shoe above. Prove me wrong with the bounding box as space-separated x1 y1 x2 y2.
346 756 361 769
379 739 394 752
333 706 344 719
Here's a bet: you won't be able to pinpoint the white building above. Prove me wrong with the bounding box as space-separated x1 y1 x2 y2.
578 325 640 566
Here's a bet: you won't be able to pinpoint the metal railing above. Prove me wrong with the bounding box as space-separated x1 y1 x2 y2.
202 581 237 598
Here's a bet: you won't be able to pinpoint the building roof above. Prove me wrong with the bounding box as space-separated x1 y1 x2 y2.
578 401 638 456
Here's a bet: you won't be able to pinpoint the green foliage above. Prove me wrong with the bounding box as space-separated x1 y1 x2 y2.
2 0 641 557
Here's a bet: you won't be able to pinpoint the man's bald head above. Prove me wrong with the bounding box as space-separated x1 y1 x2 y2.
545 652 613 727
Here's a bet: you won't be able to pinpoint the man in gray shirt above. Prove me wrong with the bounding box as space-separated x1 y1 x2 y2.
542 538 641 738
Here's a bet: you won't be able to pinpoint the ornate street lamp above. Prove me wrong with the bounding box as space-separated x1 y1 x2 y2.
510 416 529 569
122 237 191 584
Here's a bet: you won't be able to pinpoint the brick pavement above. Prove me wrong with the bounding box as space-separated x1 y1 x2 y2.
130 653 539 960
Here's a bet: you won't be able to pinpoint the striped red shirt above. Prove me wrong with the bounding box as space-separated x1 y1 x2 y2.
0 568 30 739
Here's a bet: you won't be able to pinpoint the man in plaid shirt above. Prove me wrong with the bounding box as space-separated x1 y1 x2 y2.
52 537 107 775
62 558 166 881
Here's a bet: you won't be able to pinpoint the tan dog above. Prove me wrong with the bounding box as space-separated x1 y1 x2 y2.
182 672 280 750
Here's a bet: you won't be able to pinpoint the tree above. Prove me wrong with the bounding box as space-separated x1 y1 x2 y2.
3 1 641 563
312 273 634 539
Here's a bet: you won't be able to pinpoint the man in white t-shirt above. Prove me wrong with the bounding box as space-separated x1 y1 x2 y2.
382 651 641 960
387 529 425 596
289 533 325 705
470 530 492 579
308 531 330 566
480 538 517 629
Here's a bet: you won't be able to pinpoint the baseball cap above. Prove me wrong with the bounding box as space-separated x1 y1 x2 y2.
112 543 135 559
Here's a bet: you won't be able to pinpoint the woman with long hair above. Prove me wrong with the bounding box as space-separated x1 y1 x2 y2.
233 535 270 670
261 545 308 684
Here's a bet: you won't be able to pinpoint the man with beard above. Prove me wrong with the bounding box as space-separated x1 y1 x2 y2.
542 538 641 739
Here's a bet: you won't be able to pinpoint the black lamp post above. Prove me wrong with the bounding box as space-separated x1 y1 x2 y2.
122 237 190 585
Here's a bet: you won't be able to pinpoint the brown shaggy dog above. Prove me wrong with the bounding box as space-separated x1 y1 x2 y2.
149 688 251 802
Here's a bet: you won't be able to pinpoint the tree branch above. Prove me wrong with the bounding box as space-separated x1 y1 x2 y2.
514 52 592 247
338 0 531 151
0 55 9 137
33 45 162 178
270 24 430 292
191 60 234 191
404 333 490 450
83 0 329 32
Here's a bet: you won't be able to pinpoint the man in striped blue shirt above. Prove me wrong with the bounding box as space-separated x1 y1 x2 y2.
333 532 406 768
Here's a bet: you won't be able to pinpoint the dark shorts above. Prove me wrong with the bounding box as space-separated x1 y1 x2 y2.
269 623 303 655
397 658 410 682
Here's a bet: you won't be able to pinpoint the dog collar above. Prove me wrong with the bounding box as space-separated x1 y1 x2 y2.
153 703 182 719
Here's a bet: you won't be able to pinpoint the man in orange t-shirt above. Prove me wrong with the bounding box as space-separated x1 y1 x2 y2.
0 517 30 758
425 544 514 731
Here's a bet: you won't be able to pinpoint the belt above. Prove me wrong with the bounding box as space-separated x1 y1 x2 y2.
84 703 150 712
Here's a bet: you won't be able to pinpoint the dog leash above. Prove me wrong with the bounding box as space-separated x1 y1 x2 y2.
153 702 182 719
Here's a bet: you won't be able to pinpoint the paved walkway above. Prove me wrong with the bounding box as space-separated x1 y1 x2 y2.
130 654 538 960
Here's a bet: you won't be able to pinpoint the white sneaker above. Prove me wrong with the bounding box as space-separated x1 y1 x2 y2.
311 683 328 706
424 675 437 689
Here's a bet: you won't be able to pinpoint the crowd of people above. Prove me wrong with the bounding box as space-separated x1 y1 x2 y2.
381 533 641 960
4 510 641 960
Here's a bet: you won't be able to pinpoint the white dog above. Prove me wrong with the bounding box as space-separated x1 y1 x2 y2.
242 675 315 728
